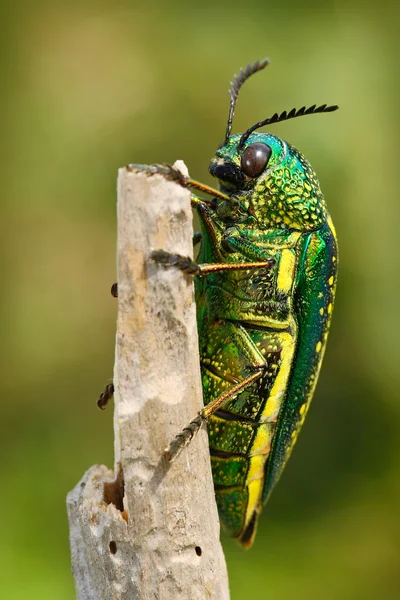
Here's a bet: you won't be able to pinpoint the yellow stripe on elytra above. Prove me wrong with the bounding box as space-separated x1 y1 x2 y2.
327 214 337 240
242 324 297 531
243 478 263 531
260 329 296 423
249 423 274 455
244 428 275 525
246 455 267 485
276 248 297 294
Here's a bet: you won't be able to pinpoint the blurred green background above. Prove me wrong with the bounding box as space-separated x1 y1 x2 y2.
2 0 399 598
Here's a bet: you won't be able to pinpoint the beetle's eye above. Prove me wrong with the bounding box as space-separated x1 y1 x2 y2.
240 143 272 178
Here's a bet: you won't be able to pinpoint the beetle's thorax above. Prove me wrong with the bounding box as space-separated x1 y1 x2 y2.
209 133 328 231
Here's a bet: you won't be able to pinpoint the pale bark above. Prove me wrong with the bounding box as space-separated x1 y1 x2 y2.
67 162 230 600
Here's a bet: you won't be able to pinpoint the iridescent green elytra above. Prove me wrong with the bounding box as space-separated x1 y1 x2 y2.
101 59 338 548
196 131 338 547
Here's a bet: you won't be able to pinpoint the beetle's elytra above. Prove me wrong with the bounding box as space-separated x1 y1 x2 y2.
100 59 338 548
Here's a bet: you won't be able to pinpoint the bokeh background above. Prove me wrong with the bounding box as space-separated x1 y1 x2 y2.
2 1 399 598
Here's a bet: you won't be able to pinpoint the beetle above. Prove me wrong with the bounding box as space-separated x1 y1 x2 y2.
99 59 338 547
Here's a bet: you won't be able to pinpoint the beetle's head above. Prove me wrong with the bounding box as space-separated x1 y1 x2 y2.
210 131 328 230
210 59 338 230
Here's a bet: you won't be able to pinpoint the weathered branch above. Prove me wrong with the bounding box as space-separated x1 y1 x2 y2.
67 162 230 600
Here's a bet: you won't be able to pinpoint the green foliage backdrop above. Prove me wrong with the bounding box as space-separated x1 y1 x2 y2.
1 1 399 598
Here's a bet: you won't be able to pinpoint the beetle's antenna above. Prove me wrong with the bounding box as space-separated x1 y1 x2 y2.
223 58 270 147
238 104 339 149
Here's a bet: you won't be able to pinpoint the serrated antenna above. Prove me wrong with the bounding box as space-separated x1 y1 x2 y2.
223 58 270 146
238 103 339 149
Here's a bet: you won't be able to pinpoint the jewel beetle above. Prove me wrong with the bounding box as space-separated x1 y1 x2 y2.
100 59 338 547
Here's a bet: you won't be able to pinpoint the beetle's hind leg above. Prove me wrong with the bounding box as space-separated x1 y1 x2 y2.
165 369 263 462
166 320 270 461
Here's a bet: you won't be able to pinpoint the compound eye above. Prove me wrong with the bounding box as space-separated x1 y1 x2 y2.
240 143 272 178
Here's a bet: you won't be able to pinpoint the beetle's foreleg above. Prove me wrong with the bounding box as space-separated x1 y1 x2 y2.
127 163 235 204
165 370 263 462
127 163 187 184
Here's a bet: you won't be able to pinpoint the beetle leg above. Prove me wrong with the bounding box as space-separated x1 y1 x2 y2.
127 163 235 204
192 232 202 246
185 178 233 203
198 260 275 274
165 370 263 462
127 163 186 182
110 232 202 299
151 249 275 276
97 382 114 410
201 370 263 418
190 193 213 208
151 250 200 274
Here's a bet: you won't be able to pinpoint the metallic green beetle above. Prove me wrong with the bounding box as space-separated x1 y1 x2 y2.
101 59 338 548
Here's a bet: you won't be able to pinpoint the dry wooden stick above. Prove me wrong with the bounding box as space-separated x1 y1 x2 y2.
66 162 230 600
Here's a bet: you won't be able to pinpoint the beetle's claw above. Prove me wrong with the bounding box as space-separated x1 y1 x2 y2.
164 415 205 462
126 163 188 186
97 382 114 410
151 250 199 275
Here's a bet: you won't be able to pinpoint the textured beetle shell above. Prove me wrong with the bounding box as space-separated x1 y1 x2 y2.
195 134 338 547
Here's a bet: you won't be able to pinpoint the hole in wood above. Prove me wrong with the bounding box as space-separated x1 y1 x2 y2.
103 463 128 521
109 541 117 555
